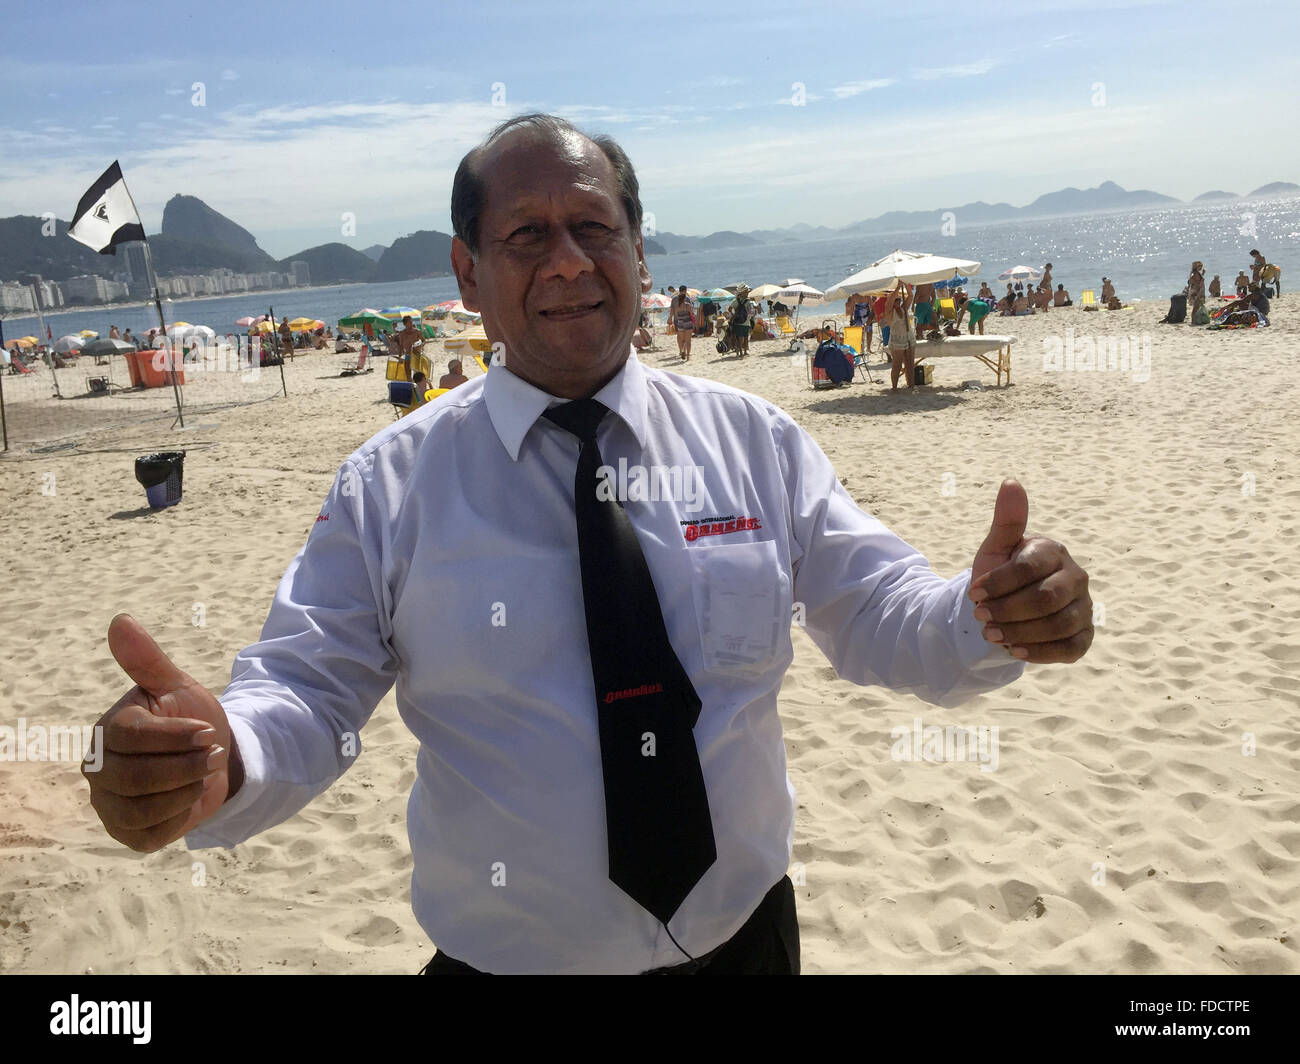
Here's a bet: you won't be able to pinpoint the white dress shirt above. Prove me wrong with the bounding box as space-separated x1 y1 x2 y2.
186 350 1023 973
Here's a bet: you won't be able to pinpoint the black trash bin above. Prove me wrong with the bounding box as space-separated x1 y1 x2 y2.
135 451 185 509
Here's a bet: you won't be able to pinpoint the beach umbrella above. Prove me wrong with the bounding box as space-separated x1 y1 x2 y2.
826 250 981 298
15 336 38 346
934 276 970 290
288 317 324 332
170 324 215 339
749 283 782 300
775 283 824 301
380 306 420 319
702 288 734 301
997 264 1041 282
641 293 672 309
77 329 98 338
338 310 394 333
235 315 265 327
80 338 136 358
52 335 85 353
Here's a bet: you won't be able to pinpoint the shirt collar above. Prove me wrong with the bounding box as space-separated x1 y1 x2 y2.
483 347 649 461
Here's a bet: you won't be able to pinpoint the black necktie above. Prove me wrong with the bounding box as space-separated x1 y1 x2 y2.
544 398 717 924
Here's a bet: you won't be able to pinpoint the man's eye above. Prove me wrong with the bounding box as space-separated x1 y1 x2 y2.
580 221 611 232
508 225 542 238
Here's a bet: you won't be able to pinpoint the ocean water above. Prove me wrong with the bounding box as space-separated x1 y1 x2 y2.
4 197 1296 343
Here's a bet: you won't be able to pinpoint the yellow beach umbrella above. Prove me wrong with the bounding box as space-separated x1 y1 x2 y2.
16 336 38 346
288 317 324 332
444 323 492 353
78 329 98 338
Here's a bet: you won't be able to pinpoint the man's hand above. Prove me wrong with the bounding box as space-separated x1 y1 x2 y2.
969 479 1093 664
82 614 236 852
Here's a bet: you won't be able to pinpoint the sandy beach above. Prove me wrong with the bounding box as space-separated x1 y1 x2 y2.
1 297 1296 974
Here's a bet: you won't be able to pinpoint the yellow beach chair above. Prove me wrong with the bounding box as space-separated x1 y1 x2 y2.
776 315 796 336
843 325 863 354
938 297 956 320
474 353 490 374
1080 289 1096 307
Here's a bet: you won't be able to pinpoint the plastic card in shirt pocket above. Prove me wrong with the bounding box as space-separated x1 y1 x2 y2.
689 539 786 671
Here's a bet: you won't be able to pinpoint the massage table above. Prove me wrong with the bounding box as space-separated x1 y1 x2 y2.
912 334 1015 386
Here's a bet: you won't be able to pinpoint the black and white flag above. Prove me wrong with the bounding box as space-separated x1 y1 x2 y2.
68 161 146 255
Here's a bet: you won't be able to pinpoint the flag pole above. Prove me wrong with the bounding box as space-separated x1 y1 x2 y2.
29 285 61 399
269 305 288 398
139 240 184 429
0 315 9 452
114 172 184 429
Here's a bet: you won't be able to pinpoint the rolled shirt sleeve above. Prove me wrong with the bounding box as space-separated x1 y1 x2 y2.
186 455 400 848
776 416 1024 707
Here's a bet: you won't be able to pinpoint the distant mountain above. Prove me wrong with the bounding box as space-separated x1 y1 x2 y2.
1194 190 1238 201
643 236 666 256
361 244 388 261
0 215 122 281
278 243 376 285
1245 181 1300 198
148 234 279 275
653 230 762 253
373 230 454 281
160 195 276 268
1023 180 1177 216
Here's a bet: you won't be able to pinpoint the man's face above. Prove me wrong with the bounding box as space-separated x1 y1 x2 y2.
451 130 652 398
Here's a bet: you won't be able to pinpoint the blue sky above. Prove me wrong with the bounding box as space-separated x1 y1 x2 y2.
3 0 1297 259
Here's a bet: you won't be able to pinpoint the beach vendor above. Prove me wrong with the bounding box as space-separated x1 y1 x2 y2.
84 112 1094 975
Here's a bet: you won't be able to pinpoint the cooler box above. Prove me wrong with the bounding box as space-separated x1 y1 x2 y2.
136 350 185 388
123 350 144 388
913 364 934 386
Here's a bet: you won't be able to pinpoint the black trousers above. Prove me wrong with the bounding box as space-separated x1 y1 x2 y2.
420 875 799 975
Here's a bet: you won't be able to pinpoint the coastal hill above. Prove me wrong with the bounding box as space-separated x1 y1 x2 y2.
372 230 454 281
1194 190 1239 201
277 242 378 285
1246 181 1300 198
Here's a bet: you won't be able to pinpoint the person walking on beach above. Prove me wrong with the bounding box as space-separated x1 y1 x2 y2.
278 317 293 362
82 112 1094 976
395 315 422 377
109 325 120 339
1187 262 1206 325
672 287 695 360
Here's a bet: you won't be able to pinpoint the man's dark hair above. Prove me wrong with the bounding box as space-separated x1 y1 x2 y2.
451 112 643 257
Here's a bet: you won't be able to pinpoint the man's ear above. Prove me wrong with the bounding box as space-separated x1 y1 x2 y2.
635 233 653 294
451 237 480 313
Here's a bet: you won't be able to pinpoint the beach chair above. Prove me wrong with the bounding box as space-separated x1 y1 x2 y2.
840 327 878 383
938 297 956 320
7 352 33 375
473 353 490 374
1080 289 1096 307
776 315 796 336
339 347 372 376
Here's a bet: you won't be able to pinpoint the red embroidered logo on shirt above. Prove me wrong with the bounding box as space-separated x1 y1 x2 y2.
682 515 761 542
603 682 664 704
315 513 330 523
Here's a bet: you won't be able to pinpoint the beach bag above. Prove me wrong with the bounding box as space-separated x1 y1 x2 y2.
1162 293 1187 324
1192 304 1211 325
813 338 853 384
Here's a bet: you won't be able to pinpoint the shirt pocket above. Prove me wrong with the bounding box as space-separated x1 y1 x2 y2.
687 539 789 673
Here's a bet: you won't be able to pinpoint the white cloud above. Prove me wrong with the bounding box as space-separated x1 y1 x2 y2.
221 69 239 81
911 58 999 80
831 78 896 99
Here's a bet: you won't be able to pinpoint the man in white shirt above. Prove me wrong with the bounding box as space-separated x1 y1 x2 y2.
83 113 1093 975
